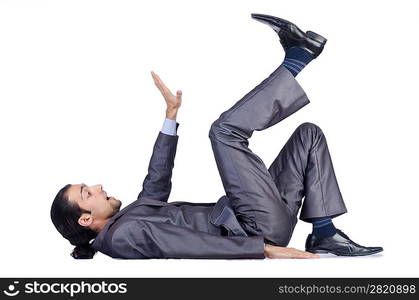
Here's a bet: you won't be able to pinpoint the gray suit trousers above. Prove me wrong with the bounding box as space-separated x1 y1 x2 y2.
208 65 348 246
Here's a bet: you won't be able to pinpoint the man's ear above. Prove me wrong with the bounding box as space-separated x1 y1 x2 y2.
78 213 93 227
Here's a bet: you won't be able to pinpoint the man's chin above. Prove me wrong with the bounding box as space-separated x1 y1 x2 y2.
116 200 122 210
113 199 122 211
108 202 122 218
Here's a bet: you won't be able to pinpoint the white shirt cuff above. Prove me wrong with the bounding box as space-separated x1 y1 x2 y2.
161 118 177 136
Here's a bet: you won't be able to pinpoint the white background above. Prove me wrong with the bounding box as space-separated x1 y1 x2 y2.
0 0 418 277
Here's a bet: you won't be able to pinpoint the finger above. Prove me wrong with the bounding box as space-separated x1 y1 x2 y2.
151 71 163 87
154 80 171 98
153 72 166 89
301 249 320 258
155 74 173 96
303 251 320 259
296 252 310 259
151 71 163 90
176 90 182 98
151 71 158 80
292 249 317 259
295 254 313 259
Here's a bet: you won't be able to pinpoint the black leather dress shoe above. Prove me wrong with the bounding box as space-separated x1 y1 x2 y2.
251 13 327 59
305 229 384 256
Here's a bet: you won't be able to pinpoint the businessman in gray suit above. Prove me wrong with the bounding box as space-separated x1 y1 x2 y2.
51 14 383 259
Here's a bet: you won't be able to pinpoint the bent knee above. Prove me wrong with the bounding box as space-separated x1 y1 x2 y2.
208 118 239 142
296 122 324 140
208 119 222 139
298 122 322 132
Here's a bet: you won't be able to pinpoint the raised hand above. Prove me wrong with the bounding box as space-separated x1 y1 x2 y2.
151 71 182 120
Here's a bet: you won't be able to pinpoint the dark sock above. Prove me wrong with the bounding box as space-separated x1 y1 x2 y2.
281 47 314 77
310 216 337 238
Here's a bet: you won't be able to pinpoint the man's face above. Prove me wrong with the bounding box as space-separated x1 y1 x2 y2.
66 183 122 229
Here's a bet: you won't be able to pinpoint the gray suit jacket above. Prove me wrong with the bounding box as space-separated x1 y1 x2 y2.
92 130 265 259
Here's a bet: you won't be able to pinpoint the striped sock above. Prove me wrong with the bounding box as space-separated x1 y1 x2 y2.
281 47 314 77
310 216 337 238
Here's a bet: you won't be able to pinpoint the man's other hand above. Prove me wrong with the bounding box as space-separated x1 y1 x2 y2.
264 244 320 259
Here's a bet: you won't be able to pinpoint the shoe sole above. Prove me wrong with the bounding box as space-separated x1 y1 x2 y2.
251 13 327 58
251 14 327 44
307 248 384 257
251 13 299 34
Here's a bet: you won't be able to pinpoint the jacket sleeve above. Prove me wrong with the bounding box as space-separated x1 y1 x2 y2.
111 220 265 259
137 127 179 202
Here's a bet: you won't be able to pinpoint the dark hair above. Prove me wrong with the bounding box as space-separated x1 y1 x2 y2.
50 184 98 259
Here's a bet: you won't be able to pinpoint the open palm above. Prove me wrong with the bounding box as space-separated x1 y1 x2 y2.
151 71 182 111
